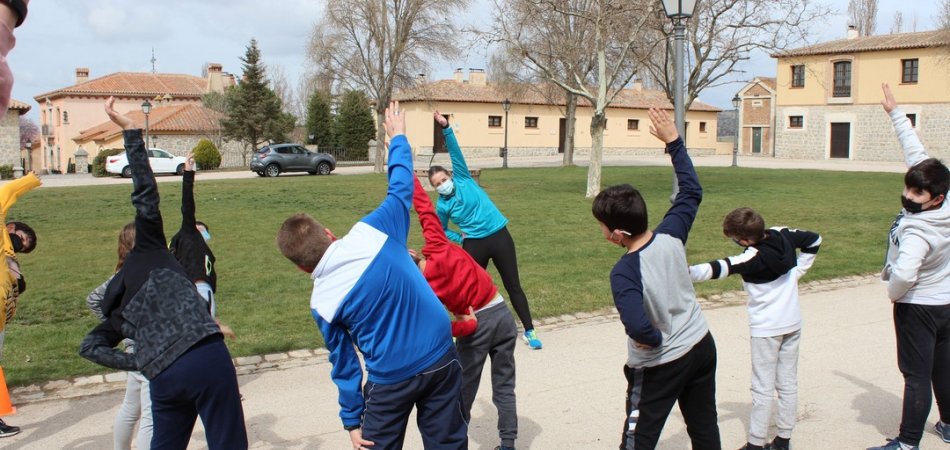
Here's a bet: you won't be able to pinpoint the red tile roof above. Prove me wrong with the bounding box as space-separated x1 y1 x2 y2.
393 80 721 112
772 30 950 58
35 72 210 101
8 99 30 113
74 103 223 144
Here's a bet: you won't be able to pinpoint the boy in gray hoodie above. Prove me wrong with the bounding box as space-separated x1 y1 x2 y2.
866 83 950 450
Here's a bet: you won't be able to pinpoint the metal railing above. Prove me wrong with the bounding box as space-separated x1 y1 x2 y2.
833 85 851 98
320 147 372 166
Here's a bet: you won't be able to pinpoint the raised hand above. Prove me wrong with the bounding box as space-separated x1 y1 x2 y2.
384 101 406 139
648 107 679 144
184 152 196 172
104 96 135 130
881 83 898 113
433 110 448 128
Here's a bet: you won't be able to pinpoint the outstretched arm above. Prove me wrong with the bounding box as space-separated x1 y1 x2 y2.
105 97 166 251
180 153 196 230
361 101 414 244
650 108 702 243
436 111 473 182
413 176 450 249
0 172 40 216
78 320 137 372
881 83 928 168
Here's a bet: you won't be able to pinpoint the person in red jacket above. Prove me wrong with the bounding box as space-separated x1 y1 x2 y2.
411 175 519 450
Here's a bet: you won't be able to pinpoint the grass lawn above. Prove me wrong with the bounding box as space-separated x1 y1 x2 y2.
4 164 899 386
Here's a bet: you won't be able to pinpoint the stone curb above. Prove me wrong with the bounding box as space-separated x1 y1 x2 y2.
10 274 880 405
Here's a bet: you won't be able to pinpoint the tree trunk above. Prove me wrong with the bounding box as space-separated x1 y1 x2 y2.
374 110 386 173
563 92 577 166
586 113 606 198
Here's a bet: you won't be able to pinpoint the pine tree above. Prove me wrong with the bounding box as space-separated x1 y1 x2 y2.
305 89 335 148
333 90 376 160
220 38 296 165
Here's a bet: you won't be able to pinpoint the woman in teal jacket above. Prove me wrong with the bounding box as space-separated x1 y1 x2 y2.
427 111 541 349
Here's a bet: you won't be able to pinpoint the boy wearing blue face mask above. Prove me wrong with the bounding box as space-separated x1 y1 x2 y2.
866 84 950 450
169 153 218 316
689 208 821 450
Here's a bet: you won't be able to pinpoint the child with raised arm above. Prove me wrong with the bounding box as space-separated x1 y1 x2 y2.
866 84 950 450
689 208 821 450
411 174 518 450
276 101 466 450
427 111 542 349
169 153 218 316
592 108 720 450
79 97 247 450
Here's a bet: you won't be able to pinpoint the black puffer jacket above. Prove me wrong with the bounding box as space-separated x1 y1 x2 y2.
169 170 216 293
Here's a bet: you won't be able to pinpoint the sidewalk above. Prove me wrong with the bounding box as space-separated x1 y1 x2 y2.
27 153 907 189
0 277 942 449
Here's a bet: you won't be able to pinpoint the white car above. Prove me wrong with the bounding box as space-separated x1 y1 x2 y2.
105 148 188 178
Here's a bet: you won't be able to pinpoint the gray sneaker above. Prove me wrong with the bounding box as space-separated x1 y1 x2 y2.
866 438 918 450
936 421 950 443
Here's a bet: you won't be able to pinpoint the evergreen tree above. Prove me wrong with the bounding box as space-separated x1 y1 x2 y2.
305 89 335 148
333 90 375 159
220 39 296 165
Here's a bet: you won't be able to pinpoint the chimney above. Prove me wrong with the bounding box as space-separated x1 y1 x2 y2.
454 68 464 83
75 68 89 84
206 63 225 93
847 25 859 39
469 68 487 86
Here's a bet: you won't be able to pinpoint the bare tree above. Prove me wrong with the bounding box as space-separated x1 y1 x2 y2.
269 64 298 118
308 0 469 173
941 0 950 30
848 0 878 36
642 0 828 112
890 11 903 34
488 0 654 198
19 116 37 150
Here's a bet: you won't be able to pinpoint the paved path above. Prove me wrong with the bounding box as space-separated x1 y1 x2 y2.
27 153 906 189
0 278 943 449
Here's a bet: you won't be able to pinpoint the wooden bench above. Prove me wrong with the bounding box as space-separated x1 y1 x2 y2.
414 168 481 189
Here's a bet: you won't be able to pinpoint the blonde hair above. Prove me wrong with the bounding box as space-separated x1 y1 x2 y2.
115 222 136 271
276 213 332 270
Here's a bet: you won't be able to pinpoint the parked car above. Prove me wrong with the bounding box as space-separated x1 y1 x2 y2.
250 144 336 177
105 148 188 178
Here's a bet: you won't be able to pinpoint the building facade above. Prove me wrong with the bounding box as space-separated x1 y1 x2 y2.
393 69 721 161
736 77 777 156
772 29 950 161
33 64 236 173
0 100 30 170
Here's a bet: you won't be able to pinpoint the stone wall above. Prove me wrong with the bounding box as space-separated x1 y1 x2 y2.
0 113 21 168
775 104 950 161
149 134 248 168
413 145 716 163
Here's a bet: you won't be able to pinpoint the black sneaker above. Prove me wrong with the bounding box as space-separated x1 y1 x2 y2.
770 436 790 450
0 418 20 438
739 444 768 450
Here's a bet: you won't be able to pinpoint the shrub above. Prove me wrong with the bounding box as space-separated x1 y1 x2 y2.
92 148 124 177
0 165 12 180
192 139 221 170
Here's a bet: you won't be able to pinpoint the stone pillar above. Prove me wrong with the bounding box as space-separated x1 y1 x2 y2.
74 147 89 174
12 166 22 178
367 139 377 163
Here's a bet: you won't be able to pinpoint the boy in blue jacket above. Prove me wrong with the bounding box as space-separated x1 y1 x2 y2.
276 101 466 450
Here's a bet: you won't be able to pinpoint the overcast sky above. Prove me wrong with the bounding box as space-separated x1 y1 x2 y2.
10 0 945 123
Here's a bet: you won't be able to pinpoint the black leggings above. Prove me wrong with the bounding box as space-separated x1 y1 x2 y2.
463 226 534 331
894 302 950 446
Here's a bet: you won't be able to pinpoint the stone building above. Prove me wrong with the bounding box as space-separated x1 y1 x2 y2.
736 77 777 156
771 29 950 161
0 100 30 170
392 69 721 160
33 64 237 173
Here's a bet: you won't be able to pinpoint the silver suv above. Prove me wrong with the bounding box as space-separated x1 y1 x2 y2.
250 144 336 177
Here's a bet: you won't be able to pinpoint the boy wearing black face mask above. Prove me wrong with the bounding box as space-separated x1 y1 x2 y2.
0 171 40 438
868 83 950 450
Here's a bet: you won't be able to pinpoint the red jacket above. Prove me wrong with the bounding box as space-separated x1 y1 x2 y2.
413 177 498 337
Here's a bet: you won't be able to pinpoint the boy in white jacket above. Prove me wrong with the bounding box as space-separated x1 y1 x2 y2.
867 83 950 450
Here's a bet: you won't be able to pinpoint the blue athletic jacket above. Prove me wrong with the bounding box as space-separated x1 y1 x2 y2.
436 127 508 243
309 135 453 428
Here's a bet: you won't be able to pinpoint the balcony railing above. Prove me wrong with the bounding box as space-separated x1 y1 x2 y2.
41 125 49 136
833 85 851 98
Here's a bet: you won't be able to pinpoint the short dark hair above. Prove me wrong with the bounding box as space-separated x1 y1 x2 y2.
905 158 949 199
9 221 36 253
591 184 648 236
722 208 765 243
276 213 332 270
427 165 449 182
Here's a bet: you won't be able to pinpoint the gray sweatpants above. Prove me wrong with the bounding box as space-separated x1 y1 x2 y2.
456 300 518 448
748 329 801 446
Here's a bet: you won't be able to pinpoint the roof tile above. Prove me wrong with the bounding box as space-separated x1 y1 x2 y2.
35 72 209 101
773 30 950 58
75 103 223 144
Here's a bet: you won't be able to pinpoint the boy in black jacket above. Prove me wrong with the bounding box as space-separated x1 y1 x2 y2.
79 97 247 449
169 153 218 316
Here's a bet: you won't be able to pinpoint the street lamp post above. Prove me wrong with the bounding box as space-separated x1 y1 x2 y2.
662 0 696 200
141 99 152 149
732 94 741 167
502 98 511 169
